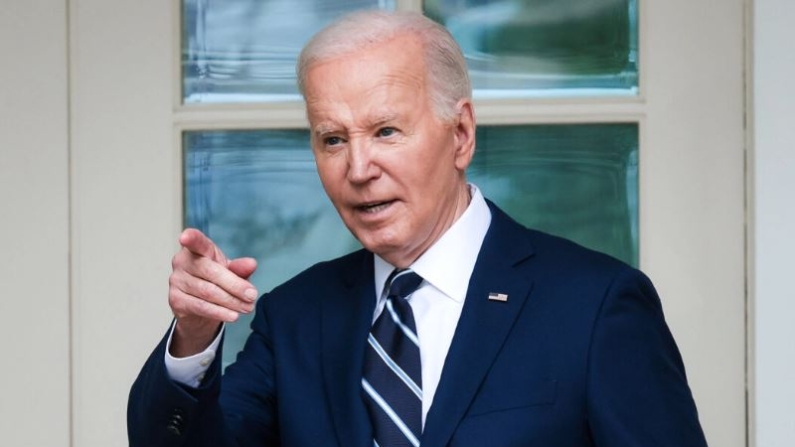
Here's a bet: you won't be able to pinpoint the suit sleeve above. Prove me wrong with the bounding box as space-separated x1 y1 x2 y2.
586 268 709 447
127 295 280 447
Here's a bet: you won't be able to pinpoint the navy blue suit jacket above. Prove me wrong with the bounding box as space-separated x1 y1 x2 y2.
128 202 707 446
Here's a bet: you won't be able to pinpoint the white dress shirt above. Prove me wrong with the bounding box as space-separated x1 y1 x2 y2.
166 185 492 426
372 184 491 425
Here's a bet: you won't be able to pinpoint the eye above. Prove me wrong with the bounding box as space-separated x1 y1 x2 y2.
377 127 396 138
324 136 344 146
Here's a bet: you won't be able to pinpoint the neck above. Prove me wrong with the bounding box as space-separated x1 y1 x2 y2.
388 181 472 269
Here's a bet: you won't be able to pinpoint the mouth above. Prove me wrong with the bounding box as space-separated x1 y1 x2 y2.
355 200 396 214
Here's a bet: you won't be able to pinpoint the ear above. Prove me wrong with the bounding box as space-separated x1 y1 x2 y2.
452 99 476 172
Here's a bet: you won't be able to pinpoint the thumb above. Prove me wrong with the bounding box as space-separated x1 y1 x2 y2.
228 257 258 280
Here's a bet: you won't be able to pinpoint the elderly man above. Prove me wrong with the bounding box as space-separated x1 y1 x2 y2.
128 10 707 447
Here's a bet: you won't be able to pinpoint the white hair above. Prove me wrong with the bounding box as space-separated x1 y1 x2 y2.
296 10 471 122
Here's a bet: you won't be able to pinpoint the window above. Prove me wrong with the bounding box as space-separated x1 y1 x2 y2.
180 0 642 365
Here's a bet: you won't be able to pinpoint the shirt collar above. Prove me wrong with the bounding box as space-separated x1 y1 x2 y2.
374 184 492 302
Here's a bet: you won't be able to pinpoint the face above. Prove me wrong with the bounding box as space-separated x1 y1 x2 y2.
303 34 476 268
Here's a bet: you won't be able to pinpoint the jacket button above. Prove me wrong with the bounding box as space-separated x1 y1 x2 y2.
166 422 182 436
167 409 185 435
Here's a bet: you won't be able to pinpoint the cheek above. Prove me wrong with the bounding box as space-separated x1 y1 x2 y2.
419 152 457 190
316 158 342 191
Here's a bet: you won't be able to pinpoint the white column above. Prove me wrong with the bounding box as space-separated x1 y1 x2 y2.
68 0 178 444
752 0 795 446
0 0 71 445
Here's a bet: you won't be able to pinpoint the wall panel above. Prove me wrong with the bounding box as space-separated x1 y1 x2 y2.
69 0 177 444
0 0 71 445
753 0 795 445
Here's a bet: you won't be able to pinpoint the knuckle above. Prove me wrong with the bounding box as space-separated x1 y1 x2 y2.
193 298 217 318
195 258 218 280
168 285 179 303
169 295 188 317
196 280 220 300
171 249 188 270
184 297 204 317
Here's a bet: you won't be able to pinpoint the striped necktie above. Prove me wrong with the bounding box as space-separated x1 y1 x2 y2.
362 269 424 447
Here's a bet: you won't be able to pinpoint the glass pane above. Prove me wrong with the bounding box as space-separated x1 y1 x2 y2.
469 124 638 265
184 130 360 366
424 0 639 97
184 124 638 365
182 0 395 103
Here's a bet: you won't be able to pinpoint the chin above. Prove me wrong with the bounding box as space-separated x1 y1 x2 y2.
360 240 394 257
358 235 401 258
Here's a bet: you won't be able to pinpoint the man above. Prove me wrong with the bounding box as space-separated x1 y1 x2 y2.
128 10 708 447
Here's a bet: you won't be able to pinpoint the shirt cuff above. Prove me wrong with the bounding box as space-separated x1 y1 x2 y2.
163 320 224 388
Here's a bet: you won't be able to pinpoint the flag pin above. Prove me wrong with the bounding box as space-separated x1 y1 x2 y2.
488 292 508 302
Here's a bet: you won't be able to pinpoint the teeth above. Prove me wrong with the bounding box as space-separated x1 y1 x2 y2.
360 201 390 213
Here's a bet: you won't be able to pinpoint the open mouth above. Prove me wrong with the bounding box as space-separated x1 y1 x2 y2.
356 200 395 214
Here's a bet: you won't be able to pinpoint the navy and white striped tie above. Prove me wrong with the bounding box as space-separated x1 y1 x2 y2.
362 269 424 447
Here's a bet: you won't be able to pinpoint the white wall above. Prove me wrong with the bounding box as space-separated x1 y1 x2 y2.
752 0 795 445
68 0 176 444
0 0 71 445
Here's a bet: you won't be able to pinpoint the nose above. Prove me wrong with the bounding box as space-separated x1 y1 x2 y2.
346 138 381 184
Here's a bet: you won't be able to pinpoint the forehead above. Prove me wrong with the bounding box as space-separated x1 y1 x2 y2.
303 34 429 124
307 32 426 81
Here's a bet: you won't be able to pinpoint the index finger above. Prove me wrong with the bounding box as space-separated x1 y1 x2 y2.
179 228 226 263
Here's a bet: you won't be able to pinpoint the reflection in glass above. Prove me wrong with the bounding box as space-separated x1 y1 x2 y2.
182 0 395 103
425 0 638 96
470 124 638 266
184 130 360 366
184 124 638 364
182 0 636 103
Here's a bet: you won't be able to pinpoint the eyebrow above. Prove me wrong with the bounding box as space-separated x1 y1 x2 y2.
311 112 400 138
369 112 399 128
312 123 337 138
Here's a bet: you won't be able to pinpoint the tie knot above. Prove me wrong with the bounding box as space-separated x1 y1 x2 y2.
386 269 423 300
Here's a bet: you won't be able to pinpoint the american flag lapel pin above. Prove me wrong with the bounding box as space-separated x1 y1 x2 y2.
488 292 509 302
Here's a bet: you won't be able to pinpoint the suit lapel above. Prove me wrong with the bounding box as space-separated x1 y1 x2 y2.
421 204 536 447
321 250 376 447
